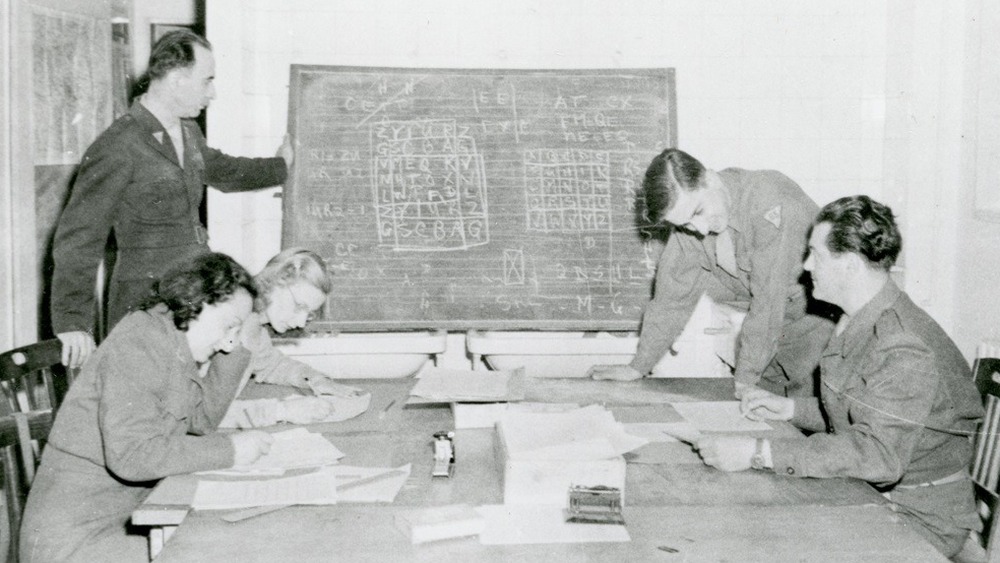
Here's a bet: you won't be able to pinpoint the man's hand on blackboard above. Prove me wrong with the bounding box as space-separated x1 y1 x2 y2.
588 364 643 381
277 134 294 169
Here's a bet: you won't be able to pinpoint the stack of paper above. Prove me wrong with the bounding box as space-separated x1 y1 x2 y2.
499 405 647 461
201 428 345 476
452 401 579 430
496 405 647 505
410 367 525 403
395 504 485 544
191 470 339 510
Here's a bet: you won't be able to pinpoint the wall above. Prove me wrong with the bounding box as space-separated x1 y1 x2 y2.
205 0 889 270
200 0 993 362
955 0 1000 355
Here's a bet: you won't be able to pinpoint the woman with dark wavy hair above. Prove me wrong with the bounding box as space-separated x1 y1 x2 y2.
20 252 275 562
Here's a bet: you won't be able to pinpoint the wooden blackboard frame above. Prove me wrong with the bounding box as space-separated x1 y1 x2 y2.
284 65 676 332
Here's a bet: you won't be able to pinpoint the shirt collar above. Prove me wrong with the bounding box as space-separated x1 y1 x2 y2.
836 278 901 358
130 100 171 137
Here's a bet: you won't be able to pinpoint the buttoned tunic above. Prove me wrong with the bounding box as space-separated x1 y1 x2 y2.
771 280 983 554
20 306 244 562
630 168 833 395
50 102 287 334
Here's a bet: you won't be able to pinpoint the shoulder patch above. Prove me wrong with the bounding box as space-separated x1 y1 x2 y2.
873 309 905 339
763 205 782 229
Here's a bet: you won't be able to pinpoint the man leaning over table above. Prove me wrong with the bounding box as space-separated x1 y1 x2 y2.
588 148 834 398
50 29 292 369
697 195 983 559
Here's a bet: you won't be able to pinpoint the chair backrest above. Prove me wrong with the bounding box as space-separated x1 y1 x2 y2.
971 355 1000 562
0 339 76 414
1 409 53 562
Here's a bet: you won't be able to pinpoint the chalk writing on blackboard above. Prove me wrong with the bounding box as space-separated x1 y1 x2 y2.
284 66 677 331
372 119 488 251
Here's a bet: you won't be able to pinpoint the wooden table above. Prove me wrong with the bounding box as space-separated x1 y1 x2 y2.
135 378 946 562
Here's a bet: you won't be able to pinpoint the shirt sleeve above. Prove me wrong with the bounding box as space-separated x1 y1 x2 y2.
630 233 711 375
732 197 815 386
97 330 235 481
790 397 826 433
770 332 936 485
201 144 287 193
241 318 324 388
50 138 133 334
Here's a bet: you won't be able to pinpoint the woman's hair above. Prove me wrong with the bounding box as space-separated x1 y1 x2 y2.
140 252 257 330
814 195 902 271
642 148 707 223
254 248 332 310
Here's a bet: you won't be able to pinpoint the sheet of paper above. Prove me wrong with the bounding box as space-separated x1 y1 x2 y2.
317 464 411 503
452 401 579 429
476 505 630 545
191 471 338 510
623 422 702 444
317 392 372 422
671 401 772 432
499 404 647 461
221 393 372 429
410 366 525 402
200 428 345 476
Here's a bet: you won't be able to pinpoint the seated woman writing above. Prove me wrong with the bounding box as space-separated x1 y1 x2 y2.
20 252 274 562
215 248 369 428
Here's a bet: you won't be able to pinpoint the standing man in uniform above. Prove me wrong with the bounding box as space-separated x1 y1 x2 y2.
698 196 982 558
50 29 292 368
589 149 833 398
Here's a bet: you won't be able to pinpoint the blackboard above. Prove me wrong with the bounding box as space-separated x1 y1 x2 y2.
284 65 676 331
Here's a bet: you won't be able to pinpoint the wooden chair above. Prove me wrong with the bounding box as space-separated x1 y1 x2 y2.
0 339 77 415
970 355 1000 562
1 409 54 562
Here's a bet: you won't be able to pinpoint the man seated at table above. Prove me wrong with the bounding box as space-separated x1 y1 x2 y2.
696 195 983 558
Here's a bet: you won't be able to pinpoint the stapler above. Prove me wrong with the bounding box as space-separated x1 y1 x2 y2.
431 430 455 478
564 485 625 525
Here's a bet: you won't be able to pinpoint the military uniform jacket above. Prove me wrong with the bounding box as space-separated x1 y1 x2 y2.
772 280 983 487
630 168 820 383
50 102 287 334
46 305 241 480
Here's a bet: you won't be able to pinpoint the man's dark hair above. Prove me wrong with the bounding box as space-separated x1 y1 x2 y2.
814 195 902 271
642 148 706 223
140 252 256 331
146 29 212 82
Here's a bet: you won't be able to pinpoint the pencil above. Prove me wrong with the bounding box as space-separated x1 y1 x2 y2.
379 399 398 419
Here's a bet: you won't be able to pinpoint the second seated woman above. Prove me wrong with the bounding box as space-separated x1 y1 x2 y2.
217 248 370 428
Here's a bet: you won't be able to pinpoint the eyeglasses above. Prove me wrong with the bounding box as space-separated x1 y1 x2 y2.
286 285 319 322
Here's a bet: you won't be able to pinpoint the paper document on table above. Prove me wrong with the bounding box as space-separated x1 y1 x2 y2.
671 401 772 432
452 401 579 429
220 393 372 429
317 464 412 503
623 422 703 444
191 471 338 510
476 505 630 545
499 404 647 461
200 428 345 476
411 366 525 402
